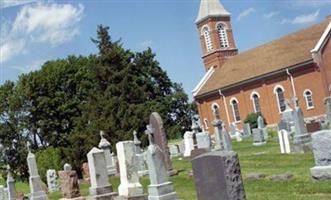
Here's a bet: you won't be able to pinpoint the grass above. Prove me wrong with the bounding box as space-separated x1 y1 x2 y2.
8 138 331 199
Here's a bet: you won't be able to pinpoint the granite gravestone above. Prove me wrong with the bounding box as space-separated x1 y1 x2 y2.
192 151 246 200
58 164 84 200
243 123 251 138
257 116 268 140
292 107 311 153
278 130 291 154
149 112 178 176
252 128 266 146
145 125 177 200
325 97 331 127
7 165 16 200
26 142 48 200
87 148 117 200
98 131 117 176
46 169 58 193
212 108 232 151
133 131 148 177
310 130 331 181
116 141 145 200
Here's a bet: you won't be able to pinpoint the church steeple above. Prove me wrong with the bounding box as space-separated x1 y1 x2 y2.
196 0 238 71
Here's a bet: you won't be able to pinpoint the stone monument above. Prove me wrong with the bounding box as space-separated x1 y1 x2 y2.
278 129 291 154
252 128 266 146
98 131 117 176
116 141 146 200
192 151 246 200
195 132 211 150
87 147 117 200
7 165 16 200
183 131 195 157
149 112 178 176
47 169 58 192
133 131 148 177
0 185 5 200
310 130 331 180
212 108 232 151
243 123 251 138
229 123 242 142
292 107 311 153
257 116 268 140
145 125 177 200
58 164 84 200
26 142 48 200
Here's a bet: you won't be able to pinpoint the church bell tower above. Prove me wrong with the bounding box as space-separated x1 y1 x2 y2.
196 0 238 71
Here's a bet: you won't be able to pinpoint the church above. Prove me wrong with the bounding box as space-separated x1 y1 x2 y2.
192 0 331 132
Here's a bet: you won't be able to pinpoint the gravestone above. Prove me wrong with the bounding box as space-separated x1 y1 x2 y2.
0 185 5 200
7 165 16 200
26 142 48 200
195 132 211 150
58 164 84 200
116 141 146 200
149 112 178 176
292 107 311 153
183 131 195 157
325 97 331 127
169 145 181 157
133 131 149 177
310 130 331 180
257 116 268 140
46 169 58 192
98 131 117 176
81 162 90 182
87 147 117 200
192 151 246 200
211 107 232 151
252 128 266 146
145 125 177 200
243 123 251 138
278 120 292 133
190 148 209 160
282 101 294 122
229 123 242 142
278 130 291 154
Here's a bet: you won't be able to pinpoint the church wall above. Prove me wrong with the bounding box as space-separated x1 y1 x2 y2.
321 37 331 95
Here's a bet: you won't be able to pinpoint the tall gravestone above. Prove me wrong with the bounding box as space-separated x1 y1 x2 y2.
310 130 331 180
87 148 117 200
133 131 148 177
116 141 146 200
243 123 251 138
325 97 331 127
192 151 246 200
47 169 58 192
98 131 117 176
292 107 311 153
278 130 291 154
7 165 16 200
58 163 84 200
212 108 232 152
183 131 195 157
149 112 178 176
26 142 48 200
145 125 177 200
257 116 268 140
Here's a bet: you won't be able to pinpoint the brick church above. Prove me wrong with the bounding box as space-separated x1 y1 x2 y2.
192 0 331 132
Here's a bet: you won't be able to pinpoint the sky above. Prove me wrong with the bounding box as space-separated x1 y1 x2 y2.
1 0 331 100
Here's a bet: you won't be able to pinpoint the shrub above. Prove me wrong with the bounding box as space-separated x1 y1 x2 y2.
36 147 63 183
244 112 266 129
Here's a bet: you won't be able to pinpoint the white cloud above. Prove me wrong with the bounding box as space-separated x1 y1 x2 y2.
286 0 331 8
0 0 40 9
237 7 255 21
0 2 84 64
264 11 279 19
281 10 320 24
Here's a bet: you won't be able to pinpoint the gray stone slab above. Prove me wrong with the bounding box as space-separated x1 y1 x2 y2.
243 123 251 138
252 128 266 146
192 151 246 200
325 97 331 126
311 130 331 166
47 169 58 193
310 166 331 181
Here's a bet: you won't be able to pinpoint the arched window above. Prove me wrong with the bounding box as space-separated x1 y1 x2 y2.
203 118 209 129
251 92 261 113
230 98 241 122
203 26 213 52
217 23 229 48
303 89 314 109
211 103 220 119
274 86 286 112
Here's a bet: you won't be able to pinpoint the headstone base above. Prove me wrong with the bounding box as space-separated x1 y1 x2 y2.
148 182 177 200
115 194 147 200
29 191 48 200
310 166 331 181
89 185 117 200
253 142 267 146
293 134 311 153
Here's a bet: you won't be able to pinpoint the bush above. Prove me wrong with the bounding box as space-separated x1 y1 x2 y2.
36 147 63 183
244 112 266 129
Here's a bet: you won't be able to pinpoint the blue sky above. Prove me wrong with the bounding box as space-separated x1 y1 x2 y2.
1 0 331 100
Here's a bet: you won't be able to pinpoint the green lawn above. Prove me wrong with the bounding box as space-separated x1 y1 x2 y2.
7 138 331 199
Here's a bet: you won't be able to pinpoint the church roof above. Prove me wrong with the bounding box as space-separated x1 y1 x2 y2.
195 0 230 24
195 20 330 98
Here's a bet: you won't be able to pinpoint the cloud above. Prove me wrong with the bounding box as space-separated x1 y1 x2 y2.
0 0 40 9
0 2 84 64
264 11 279 19
237 7 255 21
285 0 331 8
281 10 320 24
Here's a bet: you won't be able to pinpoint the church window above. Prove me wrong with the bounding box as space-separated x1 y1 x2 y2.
304 89 314 109
275 86 286 112
211 103 220 119
230 98 240 122
203 26 213 52
217 24 229 48
251 92 261 113
203 118 209 129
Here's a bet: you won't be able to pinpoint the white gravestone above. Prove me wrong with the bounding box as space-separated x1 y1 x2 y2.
230 123 242 142
196 132 211 150
133 131 149 177
87 147 117 199
169 145 181 157
6 165 16 200
26 142 48 200
46 169 58 192
183 131 195 157
116 141 145 199
278 130 291 154
98 131 117 176
145 125 177 200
